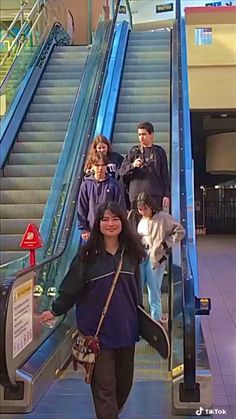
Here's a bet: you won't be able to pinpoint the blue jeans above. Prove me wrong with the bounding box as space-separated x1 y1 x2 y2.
140 256 166 321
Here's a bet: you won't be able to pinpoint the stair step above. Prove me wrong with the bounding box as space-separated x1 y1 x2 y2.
118 94 169 104
123 64 170 72
130 31 170 39
128 41 170 49
42 72 81 80
0 204 45 219
0 177 52 190
114 122 169 133
21 121 68 132
113 142 169 157
48 58 86 66
122 71 169 80
121 79 170 88
0 219 41 234
0 251 27 266
0 234 32 251
25 112 70 122
36 86 77 96
18 132 65 142
115 113 169 123
117 103 169 113
33 95 74 104
30 103 72 113
54 45 89 52
14 142 63 153
112 132 169 145
126 51 170 60
40 79 79 88
9 153 60 165
51 52 88 60
119 86 169 96
45 64 84 73
0 190 49 204
3 165 56 177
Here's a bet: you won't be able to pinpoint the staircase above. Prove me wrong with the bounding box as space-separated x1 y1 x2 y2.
112 30 171 159
0 45 89 265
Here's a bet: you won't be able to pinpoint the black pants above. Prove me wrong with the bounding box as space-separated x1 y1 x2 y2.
91 346 135 419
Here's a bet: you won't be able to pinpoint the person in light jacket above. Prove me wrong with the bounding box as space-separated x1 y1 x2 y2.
128 192 185 322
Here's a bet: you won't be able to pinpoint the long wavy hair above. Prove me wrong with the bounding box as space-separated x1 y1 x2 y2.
84 135 112 173
80 201 145 262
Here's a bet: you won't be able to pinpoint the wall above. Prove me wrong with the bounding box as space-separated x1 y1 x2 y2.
186 8 236 109
206 132 236 172
64 0 103 45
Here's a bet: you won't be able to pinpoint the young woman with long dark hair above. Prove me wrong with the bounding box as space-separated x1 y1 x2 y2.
128 192 185 323
40 201 145 419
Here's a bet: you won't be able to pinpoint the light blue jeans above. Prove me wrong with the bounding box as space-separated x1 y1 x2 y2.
140 256 166 321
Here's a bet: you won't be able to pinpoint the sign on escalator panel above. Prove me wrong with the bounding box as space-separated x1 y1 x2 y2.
13 279 33 359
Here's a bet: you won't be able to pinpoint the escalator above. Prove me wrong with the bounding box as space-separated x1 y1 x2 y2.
112 30 170 159
0 45 89 265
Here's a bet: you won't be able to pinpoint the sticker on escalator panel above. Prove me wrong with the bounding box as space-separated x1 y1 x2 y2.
13 279 33 358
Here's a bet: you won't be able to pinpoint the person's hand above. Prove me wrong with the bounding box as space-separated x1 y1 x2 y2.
81 231 90 241
39 311 55 323
152 262 160 270
133 158 143 168
162 196 170 209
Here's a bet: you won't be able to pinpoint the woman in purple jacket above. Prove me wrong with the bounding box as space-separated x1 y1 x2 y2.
40 201 145 419
78 152 126 241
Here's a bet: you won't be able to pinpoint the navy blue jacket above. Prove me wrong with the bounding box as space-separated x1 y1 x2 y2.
77 174 126 232
51 248 142 349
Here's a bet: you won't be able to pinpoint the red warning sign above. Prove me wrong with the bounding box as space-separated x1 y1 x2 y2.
20 224 43 250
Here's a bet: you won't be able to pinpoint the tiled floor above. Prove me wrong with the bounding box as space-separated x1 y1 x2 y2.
197 235 236 419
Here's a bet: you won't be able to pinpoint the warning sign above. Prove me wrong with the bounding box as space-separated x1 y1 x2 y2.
13 279 33 358
19 224 43 249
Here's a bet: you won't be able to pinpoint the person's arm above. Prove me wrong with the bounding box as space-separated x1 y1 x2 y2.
113 179 127 210
160 148 170 199
77 181 90 233
51 254 87 316
162 213 186 249
119 148 141 178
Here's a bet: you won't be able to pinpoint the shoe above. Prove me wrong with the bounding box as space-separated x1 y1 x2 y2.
47 287 57 297
33 284 43 297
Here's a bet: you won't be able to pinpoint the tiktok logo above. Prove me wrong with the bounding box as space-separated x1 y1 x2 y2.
196 407 204 416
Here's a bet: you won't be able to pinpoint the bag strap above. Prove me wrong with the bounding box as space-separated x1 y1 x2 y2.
94 247 124 337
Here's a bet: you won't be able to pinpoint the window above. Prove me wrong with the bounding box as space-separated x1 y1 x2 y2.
195 28 212 45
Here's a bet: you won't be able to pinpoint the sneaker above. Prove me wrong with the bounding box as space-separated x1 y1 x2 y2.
47 287 57 297
33 284 43 297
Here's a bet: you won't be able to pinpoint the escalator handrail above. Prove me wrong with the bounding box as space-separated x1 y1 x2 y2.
176 0 198 393
0 0 122 387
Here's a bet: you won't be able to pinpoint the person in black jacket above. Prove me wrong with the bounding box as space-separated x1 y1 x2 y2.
119 122 170 210
40 201 145 419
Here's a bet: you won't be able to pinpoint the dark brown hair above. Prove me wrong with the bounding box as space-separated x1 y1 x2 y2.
80 201 145 262
136 192 160 213
137 121 154 134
